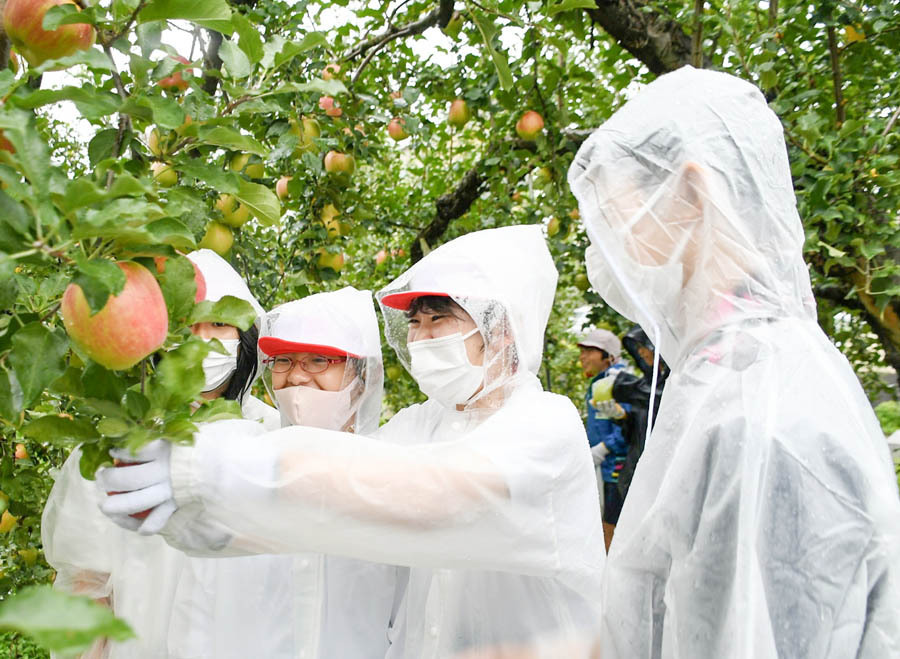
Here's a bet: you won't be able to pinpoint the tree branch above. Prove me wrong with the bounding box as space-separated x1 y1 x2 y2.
346 0 454 62
202 30 224 96
411 166 486 263
691 0 704 68
585 0 708 74
826 25 845 127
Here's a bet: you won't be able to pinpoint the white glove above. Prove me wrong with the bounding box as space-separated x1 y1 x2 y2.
594 399 626 420
96 440 177 535
591 442 610 466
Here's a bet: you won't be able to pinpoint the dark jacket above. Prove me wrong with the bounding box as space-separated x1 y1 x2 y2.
613 326 668 498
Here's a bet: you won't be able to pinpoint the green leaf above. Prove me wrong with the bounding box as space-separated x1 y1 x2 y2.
14 87 121 121
145 218 197 251
158 254 198 325
547 0 598 16
138 0 233 33
124 389 151 420
154 339 208 405
0 367 23 422
219 39 252 79
0 109 52 192
79 441 114 479
143 95 186 129
0 586 133 652
192 397 243 423
196 125 266 154
88 129 121 167
272 32 329 70
82 362 127 402
271 79 348 96
177 160 240 193
0 189 31 238
189 295 256 330
71 257 126 313
9 323 68 408
21 415 99 445
235 179 281 226
468 11 514 91
232 13 264 63
42 3 94 29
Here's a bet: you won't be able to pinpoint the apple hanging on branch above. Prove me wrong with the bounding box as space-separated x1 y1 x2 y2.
157 55 192 93
515 111 544 141
319 95 343 118
3 0 95 67
324 150 356 177
199 221 234 256
388 117 408 141
61 262 169 370
448 99 471 129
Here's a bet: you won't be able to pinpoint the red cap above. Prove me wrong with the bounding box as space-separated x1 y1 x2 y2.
257 337 360 358
379 291 450 311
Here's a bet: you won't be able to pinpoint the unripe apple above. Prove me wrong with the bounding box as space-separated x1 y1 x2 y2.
147 127 164 157
3 0 95 67
14 443 28 460
442 11 464 39
568 207 580 220
316 249 345 272
533 166 553 185
151 161 177 187
547 216 560 237
215 194 251 227
515 110 544 141
244 161 265 179
290 116 321 153
229 152 250 172
574 273 590 291
199 221 234 256
0 510 18 533
17 548 38 566
62 262 169 370
276 175 292 200
175 114 193 136
320 203 342 238
153 256 207 303
318 95 343 118
157 55 191 92
375 249 388 266
322 62 341 80
388 117 408 141
324 150 356 176
448 99 471 129
385 365 403 380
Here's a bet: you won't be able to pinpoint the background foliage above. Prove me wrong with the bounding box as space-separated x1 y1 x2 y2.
0 0 897 652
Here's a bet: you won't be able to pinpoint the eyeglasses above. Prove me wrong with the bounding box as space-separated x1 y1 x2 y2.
263 355 347 374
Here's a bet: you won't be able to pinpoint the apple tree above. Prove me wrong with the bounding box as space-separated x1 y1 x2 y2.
0 0 897 652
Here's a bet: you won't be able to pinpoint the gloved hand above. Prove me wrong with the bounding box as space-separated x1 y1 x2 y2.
594 399 626 420
591 442 610 466
96 440 176 535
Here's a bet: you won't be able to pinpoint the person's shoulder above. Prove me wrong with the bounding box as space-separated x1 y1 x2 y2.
241 395 281 430
376 400 439 441
506 388 583 428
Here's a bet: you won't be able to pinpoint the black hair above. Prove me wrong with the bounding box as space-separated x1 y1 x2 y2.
221 323 259 401
404 295 466 321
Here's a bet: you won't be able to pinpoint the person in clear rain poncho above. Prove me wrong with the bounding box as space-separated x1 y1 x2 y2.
42 249 280 658
163 287 398 658
568 66 900 659
98 225 606 659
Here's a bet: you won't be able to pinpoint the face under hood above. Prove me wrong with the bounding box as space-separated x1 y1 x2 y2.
568 66 817 367
377 225 558 407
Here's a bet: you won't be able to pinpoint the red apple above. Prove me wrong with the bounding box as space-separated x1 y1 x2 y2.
199 221 234 256
324 150 355 176
14 443 27 460
375 249 388 266
153 256 207 303
157 55 191 92
3 0 95 67
276 175 292 200
387 117 408 141
318 95 342 118
448 99 471 128
515 110 544 141
62 262 168 370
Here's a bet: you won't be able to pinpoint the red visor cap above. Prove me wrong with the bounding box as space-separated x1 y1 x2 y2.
379 291 451 311
258 337 360 359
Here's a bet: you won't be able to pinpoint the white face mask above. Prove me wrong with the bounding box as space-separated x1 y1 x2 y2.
201 338 240 393
408 327 484 408
274 378 359 430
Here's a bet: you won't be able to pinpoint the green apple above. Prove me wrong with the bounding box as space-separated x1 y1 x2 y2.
199 221 234 256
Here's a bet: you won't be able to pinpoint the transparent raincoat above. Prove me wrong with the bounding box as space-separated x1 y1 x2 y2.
167 287 396 659
568 66 900 658
159 225 605 658
41 250 278 658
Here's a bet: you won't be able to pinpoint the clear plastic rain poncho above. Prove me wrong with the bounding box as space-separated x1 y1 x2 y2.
160 225 605 658
568 66 900 658
167 287 396 659
41 250 278 658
